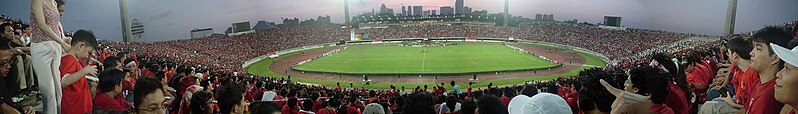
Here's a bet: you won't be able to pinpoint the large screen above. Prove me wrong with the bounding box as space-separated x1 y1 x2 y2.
232 22 251 33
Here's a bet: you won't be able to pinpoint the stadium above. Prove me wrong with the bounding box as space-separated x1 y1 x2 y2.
2 0 798 114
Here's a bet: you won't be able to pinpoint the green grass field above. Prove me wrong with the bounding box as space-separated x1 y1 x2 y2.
245 42 608 89
292 44 559 74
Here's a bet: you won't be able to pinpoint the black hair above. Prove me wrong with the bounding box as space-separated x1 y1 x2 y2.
56 0 65 6
190 91 213 114
0 23 11 39
751 26 793 55
102 56 119 70
503 87 516 97
577 68 619 112
154 71 166 81
628 66 671 104
446 95 458 113
250 101 280 114
726 36 753 60
302 99 314 111
71 30 99 49
403 93 436 114
450 81 456 86
200 79 211 91
217 83 245 114
461 100 477 114
133 76 164 108
287 97 298 109
476 95 508 114
98 69 125 92
520 85 538 97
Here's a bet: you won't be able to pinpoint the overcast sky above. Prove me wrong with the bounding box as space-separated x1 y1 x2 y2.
1 0 796 42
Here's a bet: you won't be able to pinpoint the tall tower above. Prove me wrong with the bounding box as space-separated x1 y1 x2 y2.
455 0 464 14
119 0 133 42
723 0 738 35
504 0 509 26
344 0 351 26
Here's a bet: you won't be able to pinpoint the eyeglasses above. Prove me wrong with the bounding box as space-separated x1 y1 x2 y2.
136 100 168 114
0 59 12 67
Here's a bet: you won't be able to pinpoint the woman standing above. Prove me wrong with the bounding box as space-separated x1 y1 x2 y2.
30 0 71 113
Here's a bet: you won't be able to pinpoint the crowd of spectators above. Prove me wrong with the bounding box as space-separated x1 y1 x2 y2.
3 0 798 113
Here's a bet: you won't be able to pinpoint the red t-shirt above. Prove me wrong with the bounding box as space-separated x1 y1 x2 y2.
60 54 93 114
735 67 759 107
347 106 361 114
564 92 580 114
93 93 132 113
316 109 336 114
663 81 689 114
312 101 323 113
500 97 512 109
687 67 708 102
746 77 783 114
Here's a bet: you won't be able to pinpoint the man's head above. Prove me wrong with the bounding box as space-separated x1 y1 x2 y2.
625 66 670 104
134 76 165 114
217 83 247 114
0 45 11 78
70 30 98 59
750 26 793 72
190 91 214 114
726 36 754 64
577 68 619 113
450 81 456 87
250 101 280 114
0 23 13 41
98 69 125 94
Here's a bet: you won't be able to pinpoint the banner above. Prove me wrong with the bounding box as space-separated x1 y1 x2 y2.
372 38 383 43
267 52 279 58
466 36 477 41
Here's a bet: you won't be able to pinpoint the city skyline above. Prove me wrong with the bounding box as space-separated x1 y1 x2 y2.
0 0 796 42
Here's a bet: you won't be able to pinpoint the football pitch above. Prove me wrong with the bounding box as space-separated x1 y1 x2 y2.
292 44 559 74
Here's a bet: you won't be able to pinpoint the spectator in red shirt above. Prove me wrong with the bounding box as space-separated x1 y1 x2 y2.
281 98 301 114
772 42 798 114
746 26 791 114
59 30 99 114
650 53 690 114
94 69 132 113
316 101 338 114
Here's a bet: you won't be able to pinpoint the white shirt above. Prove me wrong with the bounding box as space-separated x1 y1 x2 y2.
261 91 277 101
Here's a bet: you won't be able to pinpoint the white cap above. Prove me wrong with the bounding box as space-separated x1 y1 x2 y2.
508 95 531 114
771 43 798 67
520 93 572 114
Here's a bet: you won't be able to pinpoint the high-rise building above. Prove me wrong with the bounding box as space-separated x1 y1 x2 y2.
432 10 436 16
413 6 423 16
379 4 388 14
463 6 472 14
455 0 464 14
440 6 454 15
402 6 407 16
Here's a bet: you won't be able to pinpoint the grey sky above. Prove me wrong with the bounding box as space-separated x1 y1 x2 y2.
1 0 796 42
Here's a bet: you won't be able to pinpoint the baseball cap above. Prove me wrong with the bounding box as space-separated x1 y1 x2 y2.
771 43 798 67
